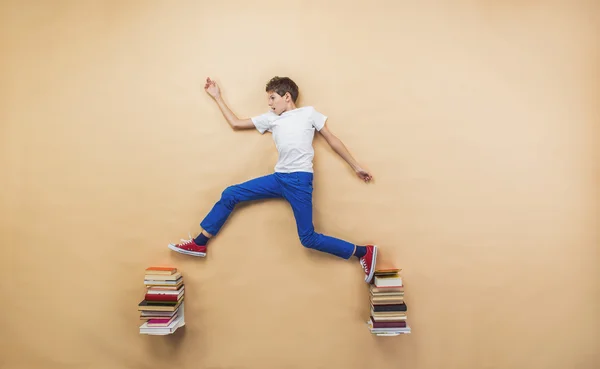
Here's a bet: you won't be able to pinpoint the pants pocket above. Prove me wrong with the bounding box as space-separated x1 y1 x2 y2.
296 172 313 188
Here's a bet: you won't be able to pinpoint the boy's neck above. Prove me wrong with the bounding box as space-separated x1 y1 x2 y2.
282 103 297 113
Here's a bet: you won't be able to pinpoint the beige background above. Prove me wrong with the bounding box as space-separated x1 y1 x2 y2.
1 1 598 368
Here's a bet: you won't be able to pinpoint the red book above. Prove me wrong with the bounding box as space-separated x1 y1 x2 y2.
370 318 407 328
145 294 180 301
147 314 178 326
148 317 174 324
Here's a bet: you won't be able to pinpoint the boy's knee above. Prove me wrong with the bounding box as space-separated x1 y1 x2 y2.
299 232 319 249
220 185 238 206
221 185 235 198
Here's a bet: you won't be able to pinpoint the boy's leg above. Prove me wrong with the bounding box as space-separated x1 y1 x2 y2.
168 174 283 257
200 174 283 235
281 172 377 283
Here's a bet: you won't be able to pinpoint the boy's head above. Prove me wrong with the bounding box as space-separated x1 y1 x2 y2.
265 76 298 115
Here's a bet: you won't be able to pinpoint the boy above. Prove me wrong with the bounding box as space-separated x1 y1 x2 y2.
168 76 378 283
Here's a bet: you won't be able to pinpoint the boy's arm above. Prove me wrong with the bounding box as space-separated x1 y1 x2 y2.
318 124 373 183
205 77 255 131
213 96 255 130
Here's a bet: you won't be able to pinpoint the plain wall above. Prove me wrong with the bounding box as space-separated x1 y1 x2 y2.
1 1 598 368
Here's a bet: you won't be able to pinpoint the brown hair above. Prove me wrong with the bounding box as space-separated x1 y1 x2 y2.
265 76 299 103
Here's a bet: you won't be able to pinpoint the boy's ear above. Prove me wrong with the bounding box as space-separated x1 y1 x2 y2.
284 92 291 101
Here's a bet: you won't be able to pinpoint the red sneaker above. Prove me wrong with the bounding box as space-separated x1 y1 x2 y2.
168 237 207 257
359 245 377 283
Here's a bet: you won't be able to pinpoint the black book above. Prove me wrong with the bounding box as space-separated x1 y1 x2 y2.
371 303 407 312
139 300 180 307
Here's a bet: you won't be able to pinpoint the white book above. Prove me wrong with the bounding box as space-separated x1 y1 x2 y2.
140 302 185 335
367 320 411 335
374 276 403 287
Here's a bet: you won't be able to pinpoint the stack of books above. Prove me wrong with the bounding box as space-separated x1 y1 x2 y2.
138 266 186 335
367 267 410 336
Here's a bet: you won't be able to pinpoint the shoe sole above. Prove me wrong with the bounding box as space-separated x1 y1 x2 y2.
168 244 206 257
365 245 378 283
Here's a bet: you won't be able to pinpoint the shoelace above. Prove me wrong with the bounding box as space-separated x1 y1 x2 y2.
360 258 369 272
178 237 195 247
179 232 196 245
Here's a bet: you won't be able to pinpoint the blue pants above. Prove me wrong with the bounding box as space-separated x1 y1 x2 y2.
200 172 356 259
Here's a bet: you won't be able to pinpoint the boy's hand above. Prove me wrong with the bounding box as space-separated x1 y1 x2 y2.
204 77 220 99
355 167 373 183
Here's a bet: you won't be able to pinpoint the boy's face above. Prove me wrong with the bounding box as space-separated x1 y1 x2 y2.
267 91 289 115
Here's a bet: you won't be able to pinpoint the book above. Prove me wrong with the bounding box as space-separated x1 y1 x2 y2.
374 275 402 287
372 268 401 276
371 295 405 301
147 314 179 327
138 299 182 311
369 317 407 328
140 314 184 335
140 306 181 319
146 291 183 297
371 302 407 311
144 277 183 286
139 267 186 335
371 314 407 322
146 285 184 291
144 272 182 281
145 266 177 275
367 320 411 335
370 286 404 294
367 266 410 335
145 293 183 302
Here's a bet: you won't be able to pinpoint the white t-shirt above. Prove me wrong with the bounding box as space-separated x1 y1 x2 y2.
251 106 327 173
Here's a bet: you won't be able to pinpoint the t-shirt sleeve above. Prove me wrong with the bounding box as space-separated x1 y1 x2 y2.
251 111 277 134
310 107 328 131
